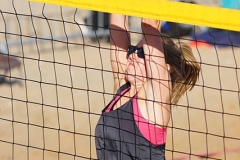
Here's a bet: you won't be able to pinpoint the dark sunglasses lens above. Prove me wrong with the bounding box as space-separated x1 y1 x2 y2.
127 46 144 58
137 48 145 58
127 46 136 56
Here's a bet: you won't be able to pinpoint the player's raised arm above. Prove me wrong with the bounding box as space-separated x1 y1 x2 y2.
110 14 130 93
140 18 200 126
139 18 171 126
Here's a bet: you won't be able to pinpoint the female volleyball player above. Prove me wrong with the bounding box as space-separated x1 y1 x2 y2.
95 14 200 159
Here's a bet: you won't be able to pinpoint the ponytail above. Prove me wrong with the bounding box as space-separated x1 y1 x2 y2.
161 34 200 105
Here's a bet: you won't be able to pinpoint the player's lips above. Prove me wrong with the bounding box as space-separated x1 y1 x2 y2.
128 60 135 66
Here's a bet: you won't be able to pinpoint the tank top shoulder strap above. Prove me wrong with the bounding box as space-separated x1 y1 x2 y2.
102 82 130 113
115 82 130 95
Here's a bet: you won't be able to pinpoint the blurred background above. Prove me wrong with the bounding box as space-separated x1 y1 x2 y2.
0 0 240 160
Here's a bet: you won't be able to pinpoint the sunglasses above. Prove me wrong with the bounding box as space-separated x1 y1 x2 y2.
127 45 145 59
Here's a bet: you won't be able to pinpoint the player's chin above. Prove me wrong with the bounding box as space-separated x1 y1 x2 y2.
125 73 131 79
125 73 134 81
125 74 144 84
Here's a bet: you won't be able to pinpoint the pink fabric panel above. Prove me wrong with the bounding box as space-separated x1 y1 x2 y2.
133 96 167 146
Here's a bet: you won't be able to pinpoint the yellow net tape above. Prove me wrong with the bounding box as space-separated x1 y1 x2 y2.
28 0 240 31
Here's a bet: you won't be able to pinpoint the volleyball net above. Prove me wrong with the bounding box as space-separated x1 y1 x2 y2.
0 0 240 159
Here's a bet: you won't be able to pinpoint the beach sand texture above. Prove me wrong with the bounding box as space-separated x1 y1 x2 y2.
1 0 240 160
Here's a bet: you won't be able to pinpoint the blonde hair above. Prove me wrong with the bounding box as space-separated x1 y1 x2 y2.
161 34 200 104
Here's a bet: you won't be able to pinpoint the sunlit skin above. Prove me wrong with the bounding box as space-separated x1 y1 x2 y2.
95 12 200 159
113 51 147 110
125 49 147 86
110 14 172 127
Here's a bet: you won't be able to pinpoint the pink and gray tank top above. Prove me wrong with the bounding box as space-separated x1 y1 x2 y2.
95 83 167 160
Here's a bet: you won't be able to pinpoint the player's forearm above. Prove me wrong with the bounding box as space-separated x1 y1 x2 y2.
141 18 161 31
110 14 129 31
110 14 130 48
141 18 163 58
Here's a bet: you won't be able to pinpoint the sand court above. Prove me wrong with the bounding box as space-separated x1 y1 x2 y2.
1 37 240 159
1 1 240 159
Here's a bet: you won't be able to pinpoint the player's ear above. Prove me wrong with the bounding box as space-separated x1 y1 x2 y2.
167 64 171 71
